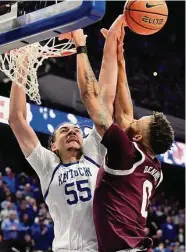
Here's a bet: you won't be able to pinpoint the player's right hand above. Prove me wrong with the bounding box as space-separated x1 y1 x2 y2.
100 14 127 40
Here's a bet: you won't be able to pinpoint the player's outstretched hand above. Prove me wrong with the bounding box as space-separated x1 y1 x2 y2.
100 14 127 40
71 29 87 48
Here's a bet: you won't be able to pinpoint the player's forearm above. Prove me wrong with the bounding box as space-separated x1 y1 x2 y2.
115 59 133 129
77 53 113 136
99 32 118 117
9 68 27 123
77 52 99 98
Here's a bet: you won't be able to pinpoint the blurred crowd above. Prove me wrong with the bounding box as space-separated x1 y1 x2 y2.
147 192 185 252
0 166 185 252
0 167 54 252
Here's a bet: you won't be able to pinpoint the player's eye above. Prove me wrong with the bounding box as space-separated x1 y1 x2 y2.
60 129 68 133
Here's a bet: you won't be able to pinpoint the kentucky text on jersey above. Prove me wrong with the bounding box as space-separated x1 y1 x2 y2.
144 166 161 181
58 167 92 185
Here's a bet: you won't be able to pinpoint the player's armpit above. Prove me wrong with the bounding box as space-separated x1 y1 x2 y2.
9 116 39 158
115 112 132 130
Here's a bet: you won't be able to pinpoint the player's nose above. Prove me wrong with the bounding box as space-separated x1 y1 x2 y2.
68 129 76 135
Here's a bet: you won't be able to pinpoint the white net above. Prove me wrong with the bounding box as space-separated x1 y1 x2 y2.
0 37 75 104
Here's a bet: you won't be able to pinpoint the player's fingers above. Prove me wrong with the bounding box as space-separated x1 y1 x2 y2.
100 28 109 39
123 14 128 27
117 38 124 53
58 32 72 41
118 24 125 44
121 23 126 40
71 29 84 36
109 14 125 32
118 42 124 53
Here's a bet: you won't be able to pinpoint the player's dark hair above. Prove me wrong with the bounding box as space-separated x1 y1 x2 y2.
48 132 56 151
149 112 174 155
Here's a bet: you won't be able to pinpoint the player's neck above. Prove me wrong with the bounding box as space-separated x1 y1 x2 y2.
142 141 155 159
144 145 155 159
59 148 82 164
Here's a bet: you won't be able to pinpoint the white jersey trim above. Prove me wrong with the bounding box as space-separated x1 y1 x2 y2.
104 142 145 176
117 248 147 252
156 170 163 188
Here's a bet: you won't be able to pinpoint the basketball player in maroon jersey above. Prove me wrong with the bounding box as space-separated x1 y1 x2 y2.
72 14 174 252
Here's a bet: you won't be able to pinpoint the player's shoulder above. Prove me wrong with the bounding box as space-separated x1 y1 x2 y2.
83 126 102 144
27 142 60 166
80 153 100 169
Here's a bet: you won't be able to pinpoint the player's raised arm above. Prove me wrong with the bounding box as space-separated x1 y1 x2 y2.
99 15 125 117
72 29 113 137
114 24 134 129
8 56 39 157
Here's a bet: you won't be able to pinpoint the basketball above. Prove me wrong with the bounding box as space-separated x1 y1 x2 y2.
124 0 168 35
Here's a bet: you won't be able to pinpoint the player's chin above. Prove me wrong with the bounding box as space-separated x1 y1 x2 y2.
66 141 81 150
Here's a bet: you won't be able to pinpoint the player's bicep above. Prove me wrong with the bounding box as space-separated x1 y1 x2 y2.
9 118 39 157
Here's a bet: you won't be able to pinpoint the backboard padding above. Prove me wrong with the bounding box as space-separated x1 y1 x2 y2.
0 1 106 54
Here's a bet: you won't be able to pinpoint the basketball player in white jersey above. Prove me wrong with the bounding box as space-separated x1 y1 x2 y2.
8 50 107 251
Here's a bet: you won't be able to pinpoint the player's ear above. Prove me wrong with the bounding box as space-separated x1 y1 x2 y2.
51 142 57 152
132 134 142 142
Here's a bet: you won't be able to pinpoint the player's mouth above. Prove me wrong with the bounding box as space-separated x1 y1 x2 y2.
66 137 79 144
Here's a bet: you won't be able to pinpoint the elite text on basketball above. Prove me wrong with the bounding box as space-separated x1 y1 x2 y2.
142 16 163 25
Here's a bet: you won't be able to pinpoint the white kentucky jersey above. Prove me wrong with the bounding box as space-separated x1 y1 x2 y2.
26 127 106 252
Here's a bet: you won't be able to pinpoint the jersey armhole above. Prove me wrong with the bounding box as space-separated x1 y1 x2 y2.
103 142 145 176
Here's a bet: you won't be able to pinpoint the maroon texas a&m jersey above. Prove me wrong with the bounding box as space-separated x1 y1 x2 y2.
93 123 163 252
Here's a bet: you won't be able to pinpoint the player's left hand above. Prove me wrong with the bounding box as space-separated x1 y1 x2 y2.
58 32 73 41
71 29 87 48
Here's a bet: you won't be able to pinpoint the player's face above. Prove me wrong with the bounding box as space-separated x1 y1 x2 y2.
125 116 152 142
54 123 83 152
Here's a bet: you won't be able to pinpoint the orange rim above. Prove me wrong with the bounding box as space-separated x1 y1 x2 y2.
7 48 76 58
42 49 76 58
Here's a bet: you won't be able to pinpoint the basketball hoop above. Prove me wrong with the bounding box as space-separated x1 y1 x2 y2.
0 35 76 104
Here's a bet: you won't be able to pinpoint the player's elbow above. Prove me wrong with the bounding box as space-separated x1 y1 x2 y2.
8 113 25 128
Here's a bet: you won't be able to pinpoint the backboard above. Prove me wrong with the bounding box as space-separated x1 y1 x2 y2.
0 1 106 54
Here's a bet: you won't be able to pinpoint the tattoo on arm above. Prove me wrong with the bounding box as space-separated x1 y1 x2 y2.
98 97 112 131
78 53 113 134
83 54 99 97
